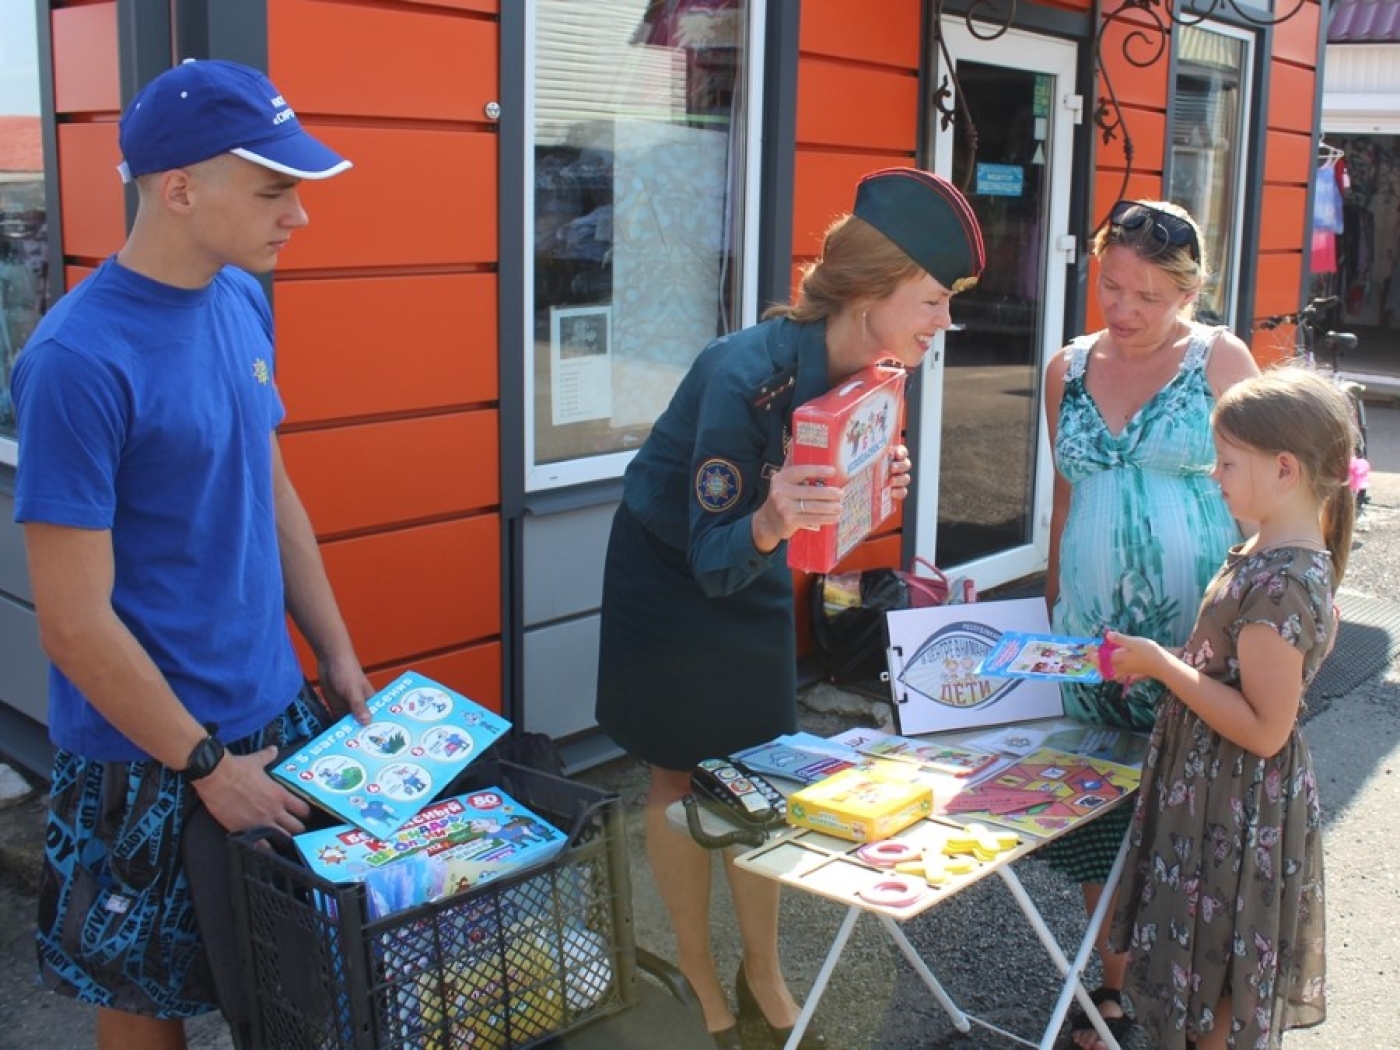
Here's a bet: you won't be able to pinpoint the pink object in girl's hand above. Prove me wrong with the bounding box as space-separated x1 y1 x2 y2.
1098 638 1120 679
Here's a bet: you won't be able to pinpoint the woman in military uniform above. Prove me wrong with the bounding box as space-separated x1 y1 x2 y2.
596 168 985 1049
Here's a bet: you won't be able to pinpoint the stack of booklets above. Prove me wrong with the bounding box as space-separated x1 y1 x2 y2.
271 670 510 837
731 732 863 784
293 786 566 919
827 727 1003 780
273 671 567 917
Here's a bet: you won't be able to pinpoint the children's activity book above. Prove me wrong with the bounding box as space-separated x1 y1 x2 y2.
935 747 1141 839
293 787 566 919
827 727 1000 779
732 734 860 785
271 671 509 837
975 631 1115 683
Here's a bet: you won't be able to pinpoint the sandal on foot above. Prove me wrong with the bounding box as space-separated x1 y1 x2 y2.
1063 987 1136 1049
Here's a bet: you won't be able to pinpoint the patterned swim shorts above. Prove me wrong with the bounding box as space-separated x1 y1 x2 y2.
35 685 328 1018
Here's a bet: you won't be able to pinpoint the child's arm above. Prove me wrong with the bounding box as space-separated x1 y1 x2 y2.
1104 627 1304 757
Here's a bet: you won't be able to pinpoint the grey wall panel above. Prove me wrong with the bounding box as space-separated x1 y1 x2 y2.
0 597 48 725
0 492 31 602
520 502 616 626
521 614 602 740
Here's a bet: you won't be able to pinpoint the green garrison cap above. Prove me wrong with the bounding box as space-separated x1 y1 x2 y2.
853 168 985 291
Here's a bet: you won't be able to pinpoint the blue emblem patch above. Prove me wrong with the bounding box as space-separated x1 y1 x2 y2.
696 458 742 512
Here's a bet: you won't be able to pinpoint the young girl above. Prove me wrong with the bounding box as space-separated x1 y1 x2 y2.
1103 366 1352 1050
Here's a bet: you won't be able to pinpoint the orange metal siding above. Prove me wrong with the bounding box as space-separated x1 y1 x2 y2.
269 0 504 709
51 2 122 264
269 0 497 122
796 60 921 151
56 123 124 260
275 127 497 271
51 3 118 112
1254 1 1326 347
798 0 922 66
299 517 502 674
789 1 924 652
279 412 500 537
276 274 499 424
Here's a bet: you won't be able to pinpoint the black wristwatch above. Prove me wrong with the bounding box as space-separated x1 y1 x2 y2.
181 722 225 782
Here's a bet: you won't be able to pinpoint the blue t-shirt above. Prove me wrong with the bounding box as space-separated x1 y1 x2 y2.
11 257 304 760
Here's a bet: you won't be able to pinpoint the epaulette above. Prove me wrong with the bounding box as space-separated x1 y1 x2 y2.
753 374 795 411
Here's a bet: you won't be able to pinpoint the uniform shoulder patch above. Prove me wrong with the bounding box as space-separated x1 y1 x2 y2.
695 458 742 512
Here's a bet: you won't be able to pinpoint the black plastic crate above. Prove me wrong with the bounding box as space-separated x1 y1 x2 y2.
227 759 636 1049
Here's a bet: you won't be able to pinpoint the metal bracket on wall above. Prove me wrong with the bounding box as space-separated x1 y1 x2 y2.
930 0 1018 195
1091 0 1310 235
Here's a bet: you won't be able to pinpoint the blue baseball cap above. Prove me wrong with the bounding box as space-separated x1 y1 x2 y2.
118 58 351 182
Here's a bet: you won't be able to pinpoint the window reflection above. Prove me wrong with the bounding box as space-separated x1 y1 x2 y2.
529 0 751 485
1170 25 1249 326
1 1 49 442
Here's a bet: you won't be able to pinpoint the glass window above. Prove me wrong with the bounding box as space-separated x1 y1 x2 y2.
1 2 49 452
526 0 759 490
1169 24 1252 326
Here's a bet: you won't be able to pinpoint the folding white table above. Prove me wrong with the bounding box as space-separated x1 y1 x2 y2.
675 743 1136 1050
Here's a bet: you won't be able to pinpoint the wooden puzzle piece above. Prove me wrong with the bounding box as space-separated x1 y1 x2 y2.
942 822 1020 862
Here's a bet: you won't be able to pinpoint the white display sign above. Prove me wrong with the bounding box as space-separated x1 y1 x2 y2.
885 598 1065 736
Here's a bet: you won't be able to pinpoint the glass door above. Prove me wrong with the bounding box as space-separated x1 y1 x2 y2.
913 22 1077 590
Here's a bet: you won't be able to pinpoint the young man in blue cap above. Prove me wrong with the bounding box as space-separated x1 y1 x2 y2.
10 59 372 1049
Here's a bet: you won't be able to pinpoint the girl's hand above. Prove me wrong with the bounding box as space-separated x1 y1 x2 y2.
889 444 913 499
1103 630 1167 685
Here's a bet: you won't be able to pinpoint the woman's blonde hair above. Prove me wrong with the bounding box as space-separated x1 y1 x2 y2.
763 215 923 323
1213 365 1358 582
1091 199 1208 320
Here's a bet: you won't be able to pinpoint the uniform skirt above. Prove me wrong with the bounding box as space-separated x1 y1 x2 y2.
596 503 797 771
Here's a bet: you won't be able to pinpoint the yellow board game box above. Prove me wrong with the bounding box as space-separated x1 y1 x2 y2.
785 765 933 842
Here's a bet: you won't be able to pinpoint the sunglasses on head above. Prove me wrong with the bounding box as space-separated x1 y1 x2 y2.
1107 200 1201 263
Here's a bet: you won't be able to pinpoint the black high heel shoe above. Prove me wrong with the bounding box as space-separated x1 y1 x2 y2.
735 963 828 1049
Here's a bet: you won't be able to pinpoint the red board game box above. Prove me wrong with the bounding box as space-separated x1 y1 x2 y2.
788 364 907 573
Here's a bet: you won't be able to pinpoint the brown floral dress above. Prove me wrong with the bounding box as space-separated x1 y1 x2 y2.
1108 545 1332 1049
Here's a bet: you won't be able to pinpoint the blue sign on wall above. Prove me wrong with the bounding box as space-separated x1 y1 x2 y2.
976 163 1024 197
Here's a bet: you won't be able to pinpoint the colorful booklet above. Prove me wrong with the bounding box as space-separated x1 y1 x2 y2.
271 670 510 837
975 631 1115 683
731 736 859 785
293 786 566 919
935 747 1141 839
828 727 1000 779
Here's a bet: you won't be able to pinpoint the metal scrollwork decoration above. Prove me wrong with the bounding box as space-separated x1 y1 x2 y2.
931 0 1017 194
1093 0 1311 230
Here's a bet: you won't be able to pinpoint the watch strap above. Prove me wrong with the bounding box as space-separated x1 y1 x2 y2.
182 722 225 782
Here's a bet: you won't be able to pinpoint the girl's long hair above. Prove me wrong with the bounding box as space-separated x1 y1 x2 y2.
1213 365 1357 582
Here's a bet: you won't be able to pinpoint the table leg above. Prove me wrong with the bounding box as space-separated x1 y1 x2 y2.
997 831 1130 1050
781 905 861 1050
876 914 972 1033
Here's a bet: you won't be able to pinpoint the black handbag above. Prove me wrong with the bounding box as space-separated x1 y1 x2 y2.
809 559 971 684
